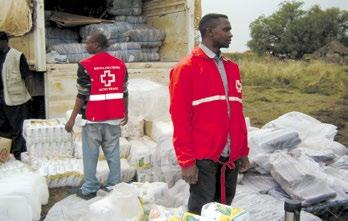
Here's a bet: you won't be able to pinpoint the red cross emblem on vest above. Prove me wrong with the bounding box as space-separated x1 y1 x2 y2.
101 70 116 87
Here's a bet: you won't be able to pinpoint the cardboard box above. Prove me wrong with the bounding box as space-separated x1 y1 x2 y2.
0 137 12 163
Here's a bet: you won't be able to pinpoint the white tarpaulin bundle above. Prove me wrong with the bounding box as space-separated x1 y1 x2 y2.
0 157 49 221
0 0 32 36
262 112 347 156
233 185 321 221
128 79 170 121
270 152 336 205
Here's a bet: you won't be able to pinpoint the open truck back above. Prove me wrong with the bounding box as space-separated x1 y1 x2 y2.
2 0 201 118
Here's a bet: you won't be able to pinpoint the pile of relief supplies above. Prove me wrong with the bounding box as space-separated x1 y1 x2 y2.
1 79 347 221
46 0 165 64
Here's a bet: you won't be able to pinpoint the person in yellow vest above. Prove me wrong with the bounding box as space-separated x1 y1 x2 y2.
0 31 32 160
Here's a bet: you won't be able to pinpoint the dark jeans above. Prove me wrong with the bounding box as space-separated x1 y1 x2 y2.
0 94 29 159
188 158 240 215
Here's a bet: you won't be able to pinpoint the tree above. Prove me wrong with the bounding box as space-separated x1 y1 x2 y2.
247 1 348 59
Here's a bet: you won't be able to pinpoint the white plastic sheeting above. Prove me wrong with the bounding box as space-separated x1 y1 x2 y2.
121 116 144 138
152 136 181 188
270 152 336 205
145 120 173 143
233 185 321 221
0 196 33 221
89 183 144 221
0 171 49 221
248 127 301 157
262 112 346 157
128 79 170 121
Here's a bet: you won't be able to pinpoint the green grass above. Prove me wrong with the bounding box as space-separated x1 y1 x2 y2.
225 52 348 146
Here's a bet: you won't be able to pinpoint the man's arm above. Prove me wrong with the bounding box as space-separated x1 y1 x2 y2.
121 69 128 125
169 64 198 184
65 64 91 132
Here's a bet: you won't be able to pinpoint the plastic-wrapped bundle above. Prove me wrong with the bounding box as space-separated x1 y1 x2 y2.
64 53 90 63
44 195 101 221
263 111 338 141
270 152 336 205
167 179 190 208
248 128 301 158
145 120 173 143
0 156 33 178
80 22 132 40
115 16 147 24
22 119 74 159
46 51 68 64
131 182 171 214
127 79 170 121
141 51 160 61
152 136 181 187
290 147 337 163
50 43 86 54
34 158 84 188
32 158 135 188
63 49 160 63
113 49 160 62
126 26 165 45
107 0 142 16
329 155 348 170
108 42 141 51
0 172 49 221
46 27 79 49
233 185 321 221
89 183 144 221
121 116 144 138
142 47 160 53
59 49 160 63
128 137 157 170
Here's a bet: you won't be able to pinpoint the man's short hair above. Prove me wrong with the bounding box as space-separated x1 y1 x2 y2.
0 31 9 41
90 32 109 49
198 13 228 38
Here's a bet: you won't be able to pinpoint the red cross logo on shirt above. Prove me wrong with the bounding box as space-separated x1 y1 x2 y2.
101 70 116 87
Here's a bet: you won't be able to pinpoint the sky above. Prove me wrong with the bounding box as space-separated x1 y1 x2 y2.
201 0 348 52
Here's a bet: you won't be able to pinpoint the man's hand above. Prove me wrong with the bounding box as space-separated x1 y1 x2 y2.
65 118 75 133
182 164 198 184
239 157 250 173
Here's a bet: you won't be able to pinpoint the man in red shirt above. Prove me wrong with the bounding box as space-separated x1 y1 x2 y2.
65 32 128 199
169 13 250 214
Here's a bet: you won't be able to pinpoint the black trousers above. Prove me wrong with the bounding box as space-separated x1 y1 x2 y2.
188 158 240 215
0 94 29 159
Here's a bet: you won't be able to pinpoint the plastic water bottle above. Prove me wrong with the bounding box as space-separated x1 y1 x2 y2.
284 199 301 221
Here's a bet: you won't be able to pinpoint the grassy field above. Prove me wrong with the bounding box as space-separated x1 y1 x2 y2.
227 53 348 146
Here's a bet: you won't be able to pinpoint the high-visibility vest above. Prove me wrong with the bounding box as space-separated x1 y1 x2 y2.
80 52 126 121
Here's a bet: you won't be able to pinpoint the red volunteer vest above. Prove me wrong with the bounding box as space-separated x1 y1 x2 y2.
80 52 126 121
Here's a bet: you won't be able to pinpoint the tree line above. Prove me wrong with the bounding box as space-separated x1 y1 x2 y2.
247 1 348 59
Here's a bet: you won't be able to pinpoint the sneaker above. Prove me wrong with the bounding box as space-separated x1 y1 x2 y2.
100 185 114 193
75 189 97 200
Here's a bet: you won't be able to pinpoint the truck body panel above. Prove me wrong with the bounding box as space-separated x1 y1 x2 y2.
2 0 201 118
